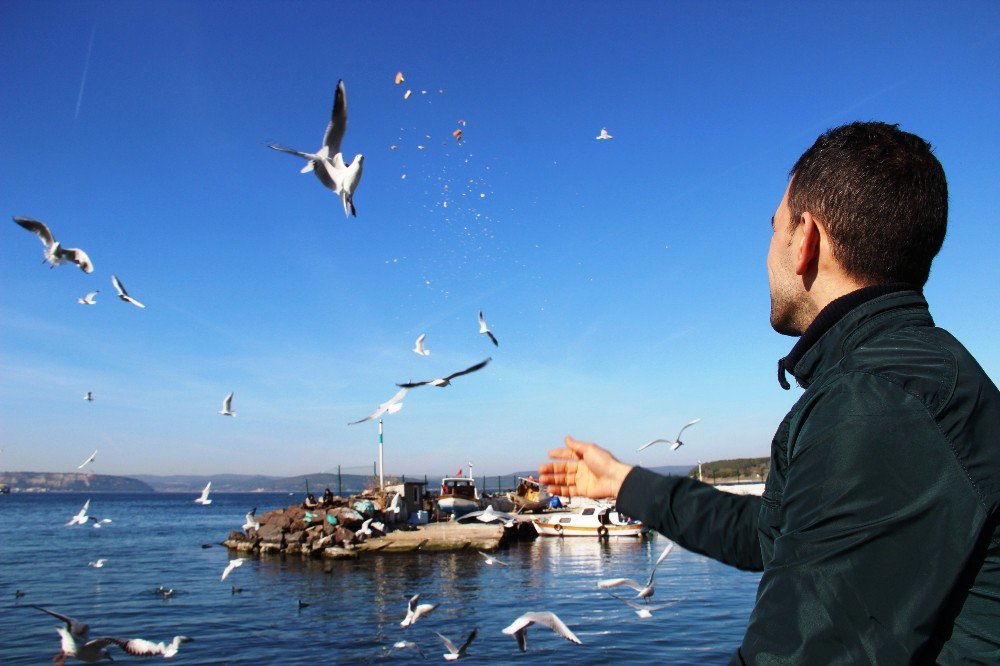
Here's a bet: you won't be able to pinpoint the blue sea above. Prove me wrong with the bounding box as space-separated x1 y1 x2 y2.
1 492 761 664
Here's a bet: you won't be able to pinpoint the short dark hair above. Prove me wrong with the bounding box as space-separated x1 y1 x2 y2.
788 121 948 287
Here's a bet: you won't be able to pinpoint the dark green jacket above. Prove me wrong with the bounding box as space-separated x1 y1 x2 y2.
617 290 1000 664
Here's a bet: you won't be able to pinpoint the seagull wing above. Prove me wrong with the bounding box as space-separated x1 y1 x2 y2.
676 418 702 441
597 577 644 592
111 275 127 297
267 142 318 161
637 439 670 452
322 80 347 155
435 632 458 655
123 295 146 308
477 310 487 332
486 331 499 347
101 637 166 657
520 612 582 645
396 379 431 389
443 358 492 382
56 247 94 273
30 606 89 640
13 217 56 247
457 628 477 656
222 392 233 412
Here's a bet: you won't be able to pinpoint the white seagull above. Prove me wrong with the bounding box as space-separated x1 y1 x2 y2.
194 482 212 505
268 80 364 217
13 217 94 273
391 640 425 659
84 392 94 402
387 492 402 515
637 419 702 452
221 558 246 582
88 515 112 529
219 392 236 417
357 518 384 538
66 500 92 526
459 505 516 527
400 594 438 628
78 291 99 306
396 358 491 388
111 275 145 308
242 507 259 531
87 559 107 568
435 629 476 661
598 542 674 599
607 592 680 618
77 450 98 469
595 127 613 140
348 387 408 425
477 311 498 347
104 636 193 659
502 612 582 652
477 550 509 566
412 333 430 356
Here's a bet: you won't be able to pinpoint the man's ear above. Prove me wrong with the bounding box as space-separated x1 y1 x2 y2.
794 212 822 276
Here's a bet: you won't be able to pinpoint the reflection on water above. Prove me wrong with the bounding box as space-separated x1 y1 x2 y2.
2 493 760 664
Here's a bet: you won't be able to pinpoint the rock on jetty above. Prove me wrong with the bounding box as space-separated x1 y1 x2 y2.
223 491 523 559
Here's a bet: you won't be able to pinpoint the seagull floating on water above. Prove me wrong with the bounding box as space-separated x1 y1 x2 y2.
13 217 94 273
219 392 236 417
67 500 92 526
268 80 364 217
396 358 491 389
477 311 498 347
598 542 674 599
348 387 408 425
111 275 145 308
155 586 174 597
637 419 701 452
412 333 430 356
400 594 438 628
194 482 212 506
502 611 582 652
221 558 245 582
435 629 476 661
78 450 98 469
78 291 99 306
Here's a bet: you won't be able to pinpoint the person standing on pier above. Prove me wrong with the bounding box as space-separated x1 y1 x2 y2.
540 121 1000 663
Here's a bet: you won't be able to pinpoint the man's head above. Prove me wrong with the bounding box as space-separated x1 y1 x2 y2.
768 121 948 334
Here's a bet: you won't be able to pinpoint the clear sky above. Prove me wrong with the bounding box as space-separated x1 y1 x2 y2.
1 2 997 478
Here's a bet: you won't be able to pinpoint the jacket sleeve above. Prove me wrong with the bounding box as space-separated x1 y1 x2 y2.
617 466 764 572
736 373 988 664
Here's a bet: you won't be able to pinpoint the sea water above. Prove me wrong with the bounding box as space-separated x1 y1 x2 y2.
0 492 761 664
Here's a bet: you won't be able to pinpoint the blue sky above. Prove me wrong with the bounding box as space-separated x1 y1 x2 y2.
1 2 997 478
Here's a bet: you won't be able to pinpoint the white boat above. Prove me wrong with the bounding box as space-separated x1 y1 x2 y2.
437 476 479 517
532 505 646 538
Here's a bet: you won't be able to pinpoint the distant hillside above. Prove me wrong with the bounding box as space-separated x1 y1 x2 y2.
132 473 372 494
0 472 154 493
687 457 770 483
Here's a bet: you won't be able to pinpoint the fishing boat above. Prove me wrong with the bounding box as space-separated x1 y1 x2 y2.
506 476 548 513
532 505 646 538
437 467 480 518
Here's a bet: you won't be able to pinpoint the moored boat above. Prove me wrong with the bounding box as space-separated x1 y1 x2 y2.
437 474 479 518
532 505 646 537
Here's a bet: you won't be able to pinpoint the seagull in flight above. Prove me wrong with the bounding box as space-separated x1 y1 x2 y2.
435 629 476 661
268 80 364 217
502 612 582 652
88 515 112 529
598 542 674 599
194 482 212 505
111 275 145 308
66 499 92 526
84 392 94 402
400 594 438 628
13 217 94 273
607 593 680 618
412 333 430 356
348 387 408 425
77 450 98 469
595 127 613 140
219 392 236 417
396 358 491 388
221 558 246 582
477 311 498 347
78 291 99 306
477 550 509 566
391 640 424 659
637 419 702 452
87 559 107 568
242 507 259 531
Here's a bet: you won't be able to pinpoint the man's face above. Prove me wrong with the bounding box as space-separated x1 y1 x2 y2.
767 182 807 335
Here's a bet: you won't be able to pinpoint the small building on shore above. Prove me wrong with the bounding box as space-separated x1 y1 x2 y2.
383 481 427 522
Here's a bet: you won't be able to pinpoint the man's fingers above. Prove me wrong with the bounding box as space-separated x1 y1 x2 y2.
564 435 594 453
547 448 580 461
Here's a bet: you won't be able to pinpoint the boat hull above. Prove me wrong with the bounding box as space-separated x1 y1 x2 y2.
438 497 479 517
532 515 646 538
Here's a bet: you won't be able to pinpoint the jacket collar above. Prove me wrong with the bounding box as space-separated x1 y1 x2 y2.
777 284 928 389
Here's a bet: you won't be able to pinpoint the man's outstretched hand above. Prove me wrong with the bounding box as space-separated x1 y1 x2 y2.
538 435 633 499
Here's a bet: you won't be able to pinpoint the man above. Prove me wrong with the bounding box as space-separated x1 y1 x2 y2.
540 122 999 664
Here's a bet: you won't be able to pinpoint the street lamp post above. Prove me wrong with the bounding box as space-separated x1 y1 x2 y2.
378 418 385 489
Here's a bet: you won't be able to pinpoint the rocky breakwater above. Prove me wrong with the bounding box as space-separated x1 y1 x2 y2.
223 495 387 560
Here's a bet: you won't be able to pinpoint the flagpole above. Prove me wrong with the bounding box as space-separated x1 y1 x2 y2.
378 418 385 489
